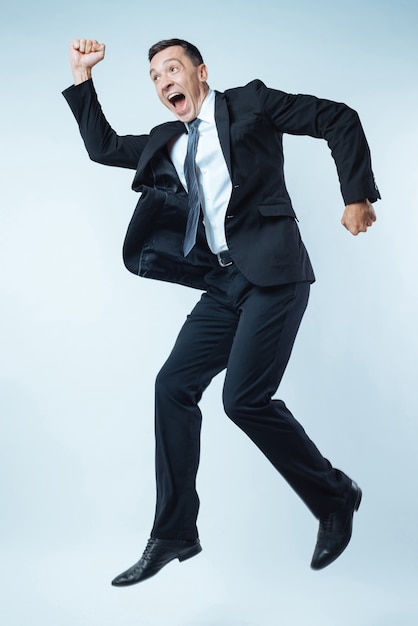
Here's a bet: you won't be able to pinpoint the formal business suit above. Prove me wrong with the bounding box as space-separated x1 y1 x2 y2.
63 78 380 541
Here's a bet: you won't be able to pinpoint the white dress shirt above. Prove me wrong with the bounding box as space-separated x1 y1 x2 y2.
169 89 232 254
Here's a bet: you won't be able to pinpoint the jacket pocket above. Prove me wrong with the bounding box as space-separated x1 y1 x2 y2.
258 201 297 220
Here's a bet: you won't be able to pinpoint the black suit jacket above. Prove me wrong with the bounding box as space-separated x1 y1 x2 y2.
63 79 380 289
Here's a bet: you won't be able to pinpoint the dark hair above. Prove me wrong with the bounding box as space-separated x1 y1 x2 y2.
148 39 204 66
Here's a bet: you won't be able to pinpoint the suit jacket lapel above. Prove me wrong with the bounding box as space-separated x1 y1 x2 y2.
134 121 186 184
214 91 232 179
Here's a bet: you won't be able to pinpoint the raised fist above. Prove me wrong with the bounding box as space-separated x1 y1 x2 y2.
69 38 105 75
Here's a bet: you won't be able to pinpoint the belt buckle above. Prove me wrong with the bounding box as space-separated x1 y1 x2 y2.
217 251 233 267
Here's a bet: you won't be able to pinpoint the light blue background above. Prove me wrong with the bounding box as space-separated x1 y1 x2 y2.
1 0 417 624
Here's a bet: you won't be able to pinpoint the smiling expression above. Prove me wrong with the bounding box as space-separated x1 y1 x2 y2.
149 45 209 123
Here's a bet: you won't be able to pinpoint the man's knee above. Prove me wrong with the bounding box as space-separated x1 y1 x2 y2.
222 388 248 424
223 382 275 424
155 362 203 406
155 363 180 400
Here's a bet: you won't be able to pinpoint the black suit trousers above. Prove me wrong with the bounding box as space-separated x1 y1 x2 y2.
151 264 351 540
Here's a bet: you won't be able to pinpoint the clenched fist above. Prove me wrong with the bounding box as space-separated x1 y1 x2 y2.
69 38 105 84
341 199 377 236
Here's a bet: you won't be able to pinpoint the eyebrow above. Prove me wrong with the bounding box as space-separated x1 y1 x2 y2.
149 58 182 76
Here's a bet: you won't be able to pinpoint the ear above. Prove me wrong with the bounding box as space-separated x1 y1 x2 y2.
198 63 208 82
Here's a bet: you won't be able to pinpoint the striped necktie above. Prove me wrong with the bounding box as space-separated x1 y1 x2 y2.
183 118 201 256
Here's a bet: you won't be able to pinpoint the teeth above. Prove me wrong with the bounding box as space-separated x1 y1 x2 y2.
168 93 181 101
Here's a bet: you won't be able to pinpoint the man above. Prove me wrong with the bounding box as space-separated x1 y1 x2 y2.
63 37 380 586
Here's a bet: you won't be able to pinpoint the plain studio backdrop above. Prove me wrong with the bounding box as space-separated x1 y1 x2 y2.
1 0 417 624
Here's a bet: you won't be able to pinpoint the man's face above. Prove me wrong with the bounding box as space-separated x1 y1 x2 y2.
149 46 209 123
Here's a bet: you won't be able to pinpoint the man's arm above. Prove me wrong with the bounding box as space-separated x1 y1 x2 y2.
63 39 148 169
251 80 380 234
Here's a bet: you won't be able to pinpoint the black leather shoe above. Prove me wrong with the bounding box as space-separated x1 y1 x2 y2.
310 480 362 570
111 538 202 586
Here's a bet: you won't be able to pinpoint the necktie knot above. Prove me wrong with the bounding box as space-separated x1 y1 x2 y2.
188 118 201 131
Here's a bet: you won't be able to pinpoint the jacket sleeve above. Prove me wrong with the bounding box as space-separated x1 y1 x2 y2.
62 79 149 170
251 79 380 205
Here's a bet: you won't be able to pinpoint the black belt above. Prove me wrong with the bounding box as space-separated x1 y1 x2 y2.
217 250 233 267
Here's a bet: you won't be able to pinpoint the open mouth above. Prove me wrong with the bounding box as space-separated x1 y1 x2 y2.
168 92 186 109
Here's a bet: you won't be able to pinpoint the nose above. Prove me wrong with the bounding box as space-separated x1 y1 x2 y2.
160 72 174 92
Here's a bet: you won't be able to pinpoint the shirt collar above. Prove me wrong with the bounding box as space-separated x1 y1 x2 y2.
186 88 215 129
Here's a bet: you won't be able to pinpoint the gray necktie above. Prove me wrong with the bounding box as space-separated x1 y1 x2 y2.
183 118 201 256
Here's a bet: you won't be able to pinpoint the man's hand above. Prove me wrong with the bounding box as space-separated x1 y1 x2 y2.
341 199 376 235
69 38 105 85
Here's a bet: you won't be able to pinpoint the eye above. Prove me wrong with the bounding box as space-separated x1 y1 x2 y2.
152 74 160 82
169 65 179 73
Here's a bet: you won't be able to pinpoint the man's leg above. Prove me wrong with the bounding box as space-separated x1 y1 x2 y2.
112 282 239 586
152 290 239 541
223 278 350 517
221 274 360 568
